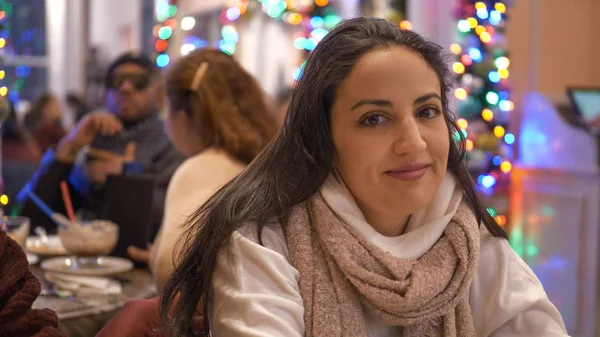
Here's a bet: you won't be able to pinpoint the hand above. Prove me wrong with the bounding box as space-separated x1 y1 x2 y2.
128 244 153 264
96 296 207 337
56 111 123 163
84 157 124 184
96 297 167 337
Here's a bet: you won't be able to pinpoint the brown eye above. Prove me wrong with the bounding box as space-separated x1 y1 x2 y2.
418 106 441 119
361 114 390 127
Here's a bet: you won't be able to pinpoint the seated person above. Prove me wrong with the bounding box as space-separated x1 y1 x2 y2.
128 48 278 290
0 229 65 336
15 53 185 240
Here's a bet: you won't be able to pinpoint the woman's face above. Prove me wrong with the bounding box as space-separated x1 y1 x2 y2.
43 96 62 122
164 104 204 157
331 46 449 236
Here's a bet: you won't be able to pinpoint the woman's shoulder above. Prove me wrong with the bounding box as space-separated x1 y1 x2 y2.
234 220 289 259
169 148 246 190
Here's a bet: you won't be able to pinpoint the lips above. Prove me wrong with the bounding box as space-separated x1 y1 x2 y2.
385 163 431 181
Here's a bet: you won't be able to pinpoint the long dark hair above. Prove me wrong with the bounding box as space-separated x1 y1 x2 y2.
160 17 507 336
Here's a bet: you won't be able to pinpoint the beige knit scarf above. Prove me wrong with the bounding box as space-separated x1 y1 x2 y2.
285 193 480 337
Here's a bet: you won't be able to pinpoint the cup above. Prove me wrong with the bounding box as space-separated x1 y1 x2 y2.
1 216 31 247
58 220 119 269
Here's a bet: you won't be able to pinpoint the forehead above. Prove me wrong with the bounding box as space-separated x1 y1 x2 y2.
336 46 441 103
112 62 149 75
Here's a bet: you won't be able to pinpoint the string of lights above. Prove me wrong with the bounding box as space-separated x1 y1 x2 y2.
153 0 178 68
0 1 10 101
453 1 512 229
217 0 340 80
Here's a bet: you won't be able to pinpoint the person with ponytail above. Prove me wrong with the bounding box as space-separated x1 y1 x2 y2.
127 48 278 291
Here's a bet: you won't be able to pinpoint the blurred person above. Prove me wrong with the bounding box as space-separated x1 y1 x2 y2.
126 48 278 290
66 93 90 122
24 93 66 152
0 228 65 336
16 53 185 238
160 18 567 336
1 97 41 165
1 98 41 214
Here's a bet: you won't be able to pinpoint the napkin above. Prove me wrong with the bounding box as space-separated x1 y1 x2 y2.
45 272 122 297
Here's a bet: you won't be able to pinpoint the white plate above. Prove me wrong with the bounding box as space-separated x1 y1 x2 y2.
41 256 134 276
26 235 67 256
27 253 39 265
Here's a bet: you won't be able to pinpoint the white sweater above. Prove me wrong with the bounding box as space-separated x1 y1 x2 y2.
209 175 569 337
151 148 245 290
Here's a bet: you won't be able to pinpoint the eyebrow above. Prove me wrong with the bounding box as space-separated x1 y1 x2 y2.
350 92 442 111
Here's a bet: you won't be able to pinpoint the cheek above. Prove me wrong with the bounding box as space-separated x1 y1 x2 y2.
333 129 386 190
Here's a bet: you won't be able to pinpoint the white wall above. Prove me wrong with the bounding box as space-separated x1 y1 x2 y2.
46 0 86 128
89 0 142 60
408 0 457 51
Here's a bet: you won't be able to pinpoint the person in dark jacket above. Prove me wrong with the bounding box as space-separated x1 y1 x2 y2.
15 53 184 241
0 229 65 337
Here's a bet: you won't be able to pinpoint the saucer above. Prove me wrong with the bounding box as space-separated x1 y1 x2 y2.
41 256 134 276
26 235 67 256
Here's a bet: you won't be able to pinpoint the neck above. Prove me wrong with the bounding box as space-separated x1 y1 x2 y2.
356 200 410 237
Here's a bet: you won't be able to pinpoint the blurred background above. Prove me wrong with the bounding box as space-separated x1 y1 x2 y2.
1 0 600 336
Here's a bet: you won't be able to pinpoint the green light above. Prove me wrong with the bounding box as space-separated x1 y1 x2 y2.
526 244 539 257
324 15 342 29
486 91 499 105
487 207 496 217
158 26 172 40
168 5 177 17
457 20 471 33
509 226 524 257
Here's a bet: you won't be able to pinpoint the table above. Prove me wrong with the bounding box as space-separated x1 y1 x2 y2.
32 267 156 337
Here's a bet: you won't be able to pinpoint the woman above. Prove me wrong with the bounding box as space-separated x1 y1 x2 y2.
161 18 567 336
140 48 278 290
24 93 66 152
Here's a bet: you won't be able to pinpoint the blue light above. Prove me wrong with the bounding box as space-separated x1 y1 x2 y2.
304 38 317 51
221 26 239 43
183 36 208 49
310 16 324 29
293 37 306 50
8 91 19 102
488 71 501 83
15 66 31 78
490 10 502 25
504 133 515 145
498 91 509 100
156 54 170 68
493 156 503 166
476 9 489 20
481 175 496 188
311 28 329 42
468 48 482 62
219 40 237 55
293 68 303 81
499 100 512 111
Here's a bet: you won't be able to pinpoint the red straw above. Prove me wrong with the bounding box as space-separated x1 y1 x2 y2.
60 181 76 222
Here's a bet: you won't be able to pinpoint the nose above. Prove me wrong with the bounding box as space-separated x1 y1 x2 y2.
392 117 427 155
117 79 136 93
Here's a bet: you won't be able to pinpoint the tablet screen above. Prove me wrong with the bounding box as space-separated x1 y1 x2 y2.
568 88 600 121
